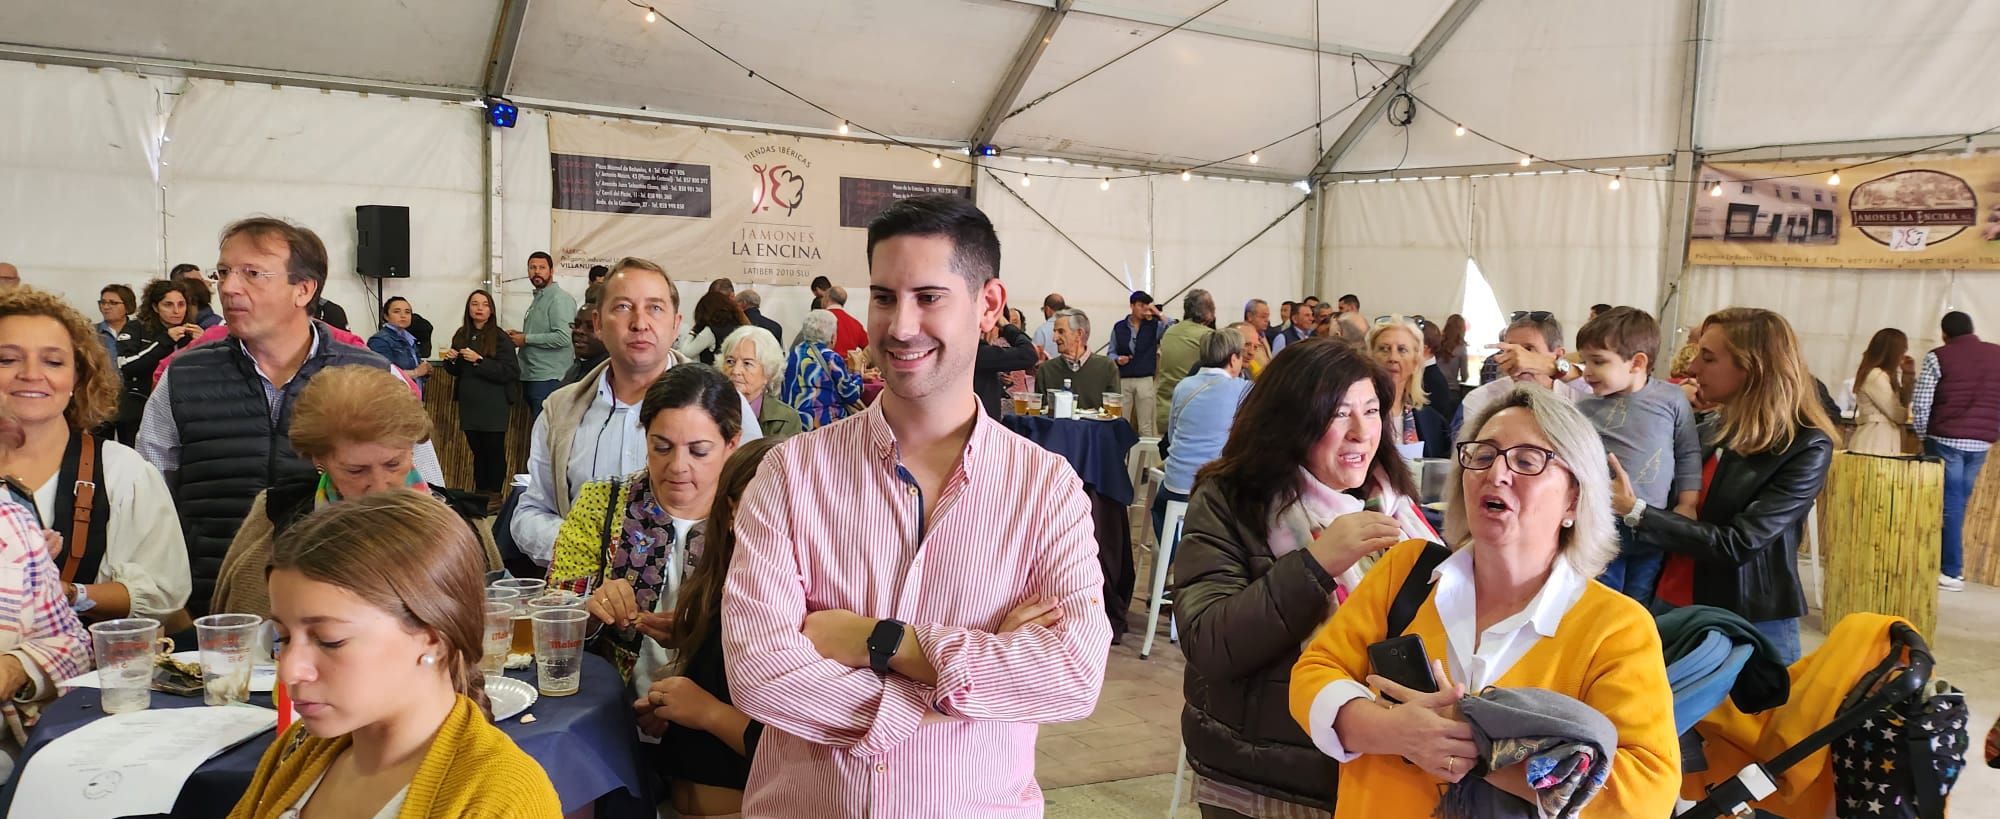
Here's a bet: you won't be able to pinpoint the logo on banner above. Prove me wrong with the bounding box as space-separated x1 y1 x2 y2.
747 145 812 217
1850 170 1977 246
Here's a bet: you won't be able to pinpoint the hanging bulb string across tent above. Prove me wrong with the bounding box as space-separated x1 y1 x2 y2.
620 0 1382 182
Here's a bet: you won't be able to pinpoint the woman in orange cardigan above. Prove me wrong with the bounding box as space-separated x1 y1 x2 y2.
1290 385 1679 817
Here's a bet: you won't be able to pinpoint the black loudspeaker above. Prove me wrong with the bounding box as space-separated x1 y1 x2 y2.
356 205 410 278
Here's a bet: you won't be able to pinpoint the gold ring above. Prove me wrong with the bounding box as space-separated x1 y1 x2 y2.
1446 757 1457 775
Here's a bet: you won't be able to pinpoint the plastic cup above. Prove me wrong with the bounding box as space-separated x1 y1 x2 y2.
532 608 589 697
89 618 171 713
491 579 544 655
1101 393 1124 418
1010 391 1032 415
195 613 262 706
481 601 513 676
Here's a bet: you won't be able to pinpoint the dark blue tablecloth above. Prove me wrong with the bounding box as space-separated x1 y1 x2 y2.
0 653 651 818
1000 415 1139 506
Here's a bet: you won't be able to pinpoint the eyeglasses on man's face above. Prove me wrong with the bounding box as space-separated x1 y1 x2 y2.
1456 441 1563 476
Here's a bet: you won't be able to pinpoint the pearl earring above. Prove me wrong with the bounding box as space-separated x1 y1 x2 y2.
420 654 436 666
1561 519 1574 528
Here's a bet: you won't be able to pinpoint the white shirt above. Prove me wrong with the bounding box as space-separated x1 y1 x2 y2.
30 439 193 620
1304 545 1588 762
510 368 761 564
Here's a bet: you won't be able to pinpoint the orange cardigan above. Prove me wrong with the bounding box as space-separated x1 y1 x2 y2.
1288 540 1680 818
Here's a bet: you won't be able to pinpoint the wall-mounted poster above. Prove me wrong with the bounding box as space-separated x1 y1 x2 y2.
548 115 971 288
1688 156 2000 270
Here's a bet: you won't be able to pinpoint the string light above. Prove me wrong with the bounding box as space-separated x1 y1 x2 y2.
1608 176 1621 191
1100 178 1111 191
644 8 656 23
1519 156 1532 166
1247 151 1260 165
1020 173 1031 187
1827 172 1841 186
836 120 849 135
1454 124 1466 137
932 155 942 169
1710 182 1723 196
1181 170 1192 181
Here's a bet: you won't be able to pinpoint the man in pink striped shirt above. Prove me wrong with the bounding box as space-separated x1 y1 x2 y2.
722 195 1112 817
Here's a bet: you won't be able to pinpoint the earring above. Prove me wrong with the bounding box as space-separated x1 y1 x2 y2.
420 654 436 666
1561 519 1574 529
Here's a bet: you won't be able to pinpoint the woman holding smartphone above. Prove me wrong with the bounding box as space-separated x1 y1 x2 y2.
1170 339 1437 817
1289 385 1677 817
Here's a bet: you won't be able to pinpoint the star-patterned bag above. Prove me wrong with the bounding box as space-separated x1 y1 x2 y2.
1829 679 1967 819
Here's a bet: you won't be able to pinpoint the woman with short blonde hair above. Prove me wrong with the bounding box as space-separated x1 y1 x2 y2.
212 366 498 616
1366 316 1450 458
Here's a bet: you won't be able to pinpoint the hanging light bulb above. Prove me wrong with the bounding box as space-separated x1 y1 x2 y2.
1710 182 1723 197
837 120 849 135
1020 173 1031 187
932 155 942 169
1181 170 1192 182
1608 175 1622 191
1519 156 1532 167
1100 178 1111 191
644 8 657 23
1454 124 1466 137
1826 171 1841 186
1247 151 1260 165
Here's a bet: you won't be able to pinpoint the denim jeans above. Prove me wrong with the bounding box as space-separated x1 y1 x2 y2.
1924 439 1988 579
522 379 562 423
1598 521 1664 607
1752 617 1801 666
1151 487 1191 548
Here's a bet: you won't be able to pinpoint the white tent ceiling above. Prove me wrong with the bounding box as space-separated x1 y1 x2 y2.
6 0 2000 181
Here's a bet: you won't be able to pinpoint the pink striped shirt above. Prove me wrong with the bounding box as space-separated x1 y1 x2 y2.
722 403 1112 818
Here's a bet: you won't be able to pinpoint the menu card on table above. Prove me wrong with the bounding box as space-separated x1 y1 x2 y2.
12 705 276 818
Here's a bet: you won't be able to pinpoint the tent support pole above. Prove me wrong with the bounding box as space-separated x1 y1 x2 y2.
1659 0 1713 353
485 125 504 315
1303 186 1323 298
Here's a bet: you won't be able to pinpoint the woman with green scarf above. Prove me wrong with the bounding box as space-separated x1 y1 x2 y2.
211 366 500 616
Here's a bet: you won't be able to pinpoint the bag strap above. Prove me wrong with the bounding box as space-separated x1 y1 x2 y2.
1168 376 1225 436
57 431 98 586
1386 542 1453 639
594 478 623 589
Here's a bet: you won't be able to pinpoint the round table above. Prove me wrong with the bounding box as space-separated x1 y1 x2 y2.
1001 414 1140 639
0 653 653 818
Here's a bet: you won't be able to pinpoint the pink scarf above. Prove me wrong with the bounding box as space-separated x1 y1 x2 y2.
1266 467 1441 601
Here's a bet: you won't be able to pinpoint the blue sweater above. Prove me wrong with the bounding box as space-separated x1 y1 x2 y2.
1162 368 1253 493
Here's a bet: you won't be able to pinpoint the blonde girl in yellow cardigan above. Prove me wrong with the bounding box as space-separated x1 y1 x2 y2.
229 491 560 819
1290 385 1679 817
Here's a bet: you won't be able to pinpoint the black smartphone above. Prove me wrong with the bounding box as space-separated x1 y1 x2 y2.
1366 634 1439 704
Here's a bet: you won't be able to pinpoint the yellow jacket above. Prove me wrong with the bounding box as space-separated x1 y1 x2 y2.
1288 540 1680 818
228 694 562 819
1683 613 1912 816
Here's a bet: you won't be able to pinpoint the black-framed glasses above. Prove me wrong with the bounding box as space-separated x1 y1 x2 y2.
1510 310 1554 322
1456 441 1562 476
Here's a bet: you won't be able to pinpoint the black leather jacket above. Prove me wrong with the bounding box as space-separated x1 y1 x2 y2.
1640 424 1833 623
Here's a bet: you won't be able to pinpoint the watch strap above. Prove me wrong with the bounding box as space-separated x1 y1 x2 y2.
867 619 905 676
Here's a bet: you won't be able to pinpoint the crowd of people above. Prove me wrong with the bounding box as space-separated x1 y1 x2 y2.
0 189 1991 816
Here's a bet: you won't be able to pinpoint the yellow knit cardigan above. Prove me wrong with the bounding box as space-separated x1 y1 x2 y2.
227 694 563 819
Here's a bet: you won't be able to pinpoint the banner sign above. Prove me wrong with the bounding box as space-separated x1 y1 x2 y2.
549 116 971 288
1688 156 2000 270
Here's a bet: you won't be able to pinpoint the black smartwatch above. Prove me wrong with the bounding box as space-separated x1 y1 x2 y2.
867 619 906 676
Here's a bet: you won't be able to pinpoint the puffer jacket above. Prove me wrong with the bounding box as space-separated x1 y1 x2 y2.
1641 424 1833 623
1171 480 1341 810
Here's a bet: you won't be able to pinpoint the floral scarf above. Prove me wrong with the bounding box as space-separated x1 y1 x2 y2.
593 474 703 683
1265 467 1439 602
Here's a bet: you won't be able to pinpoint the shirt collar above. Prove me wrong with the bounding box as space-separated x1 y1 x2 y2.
860 397 992 468
233 321 324 369
1431 545 1587 639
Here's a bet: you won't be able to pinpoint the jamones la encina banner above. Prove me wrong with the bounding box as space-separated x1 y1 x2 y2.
1690 155 2000 270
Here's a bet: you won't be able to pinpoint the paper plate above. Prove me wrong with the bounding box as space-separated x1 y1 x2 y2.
487 675 538 722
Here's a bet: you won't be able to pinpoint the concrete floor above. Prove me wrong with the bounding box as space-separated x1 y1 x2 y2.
1041 561 2000 818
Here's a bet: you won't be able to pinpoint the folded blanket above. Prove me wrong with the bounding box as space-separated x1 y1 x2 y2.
1664 630 1755 736
1655 604 1789 713
1439 687 1618 819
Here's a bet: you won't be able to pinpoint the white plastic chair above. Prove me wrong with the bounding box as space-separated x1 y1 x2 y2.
1142 499 1188 660
1166 743 1189 818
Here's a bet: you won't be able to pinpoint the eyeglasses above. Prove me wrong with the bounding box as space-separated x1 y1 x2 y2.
210 268 282 285
1456 441 1563 476
1510 310 1555 322
97 299 124 307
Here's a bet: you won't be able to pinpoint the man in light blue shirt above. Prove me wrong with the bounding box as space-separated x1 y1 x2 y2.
511 251 577 420
1032 292 1065 358
1154 329 1252 541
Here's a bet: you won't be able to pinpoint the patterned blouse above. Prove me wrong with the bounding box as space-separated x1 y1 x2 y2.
780 341 863 430
0 501 90 745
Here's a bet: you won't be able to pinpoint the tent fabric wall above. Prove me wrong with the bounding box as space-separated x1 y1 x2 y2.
1151 177 1308 330
1677 265 2000 389
1471 170 1670 340
161 80 488 338
1320 177 1472 322
0 62 170 305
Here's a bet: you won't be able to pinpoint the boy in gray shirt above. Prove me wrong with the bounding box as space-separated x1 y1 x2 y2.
1575 307 1701 605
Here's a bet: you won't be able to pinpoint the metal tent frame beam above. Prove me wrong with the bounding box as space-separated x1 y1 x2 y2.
483 0 532 97
0 42 479 101
972 0 1072 147
1306 0 1484 179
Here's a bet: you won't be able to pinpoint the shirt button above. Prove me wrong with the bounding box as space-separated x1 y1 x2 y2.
906 486 918 496
875 763 888 774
